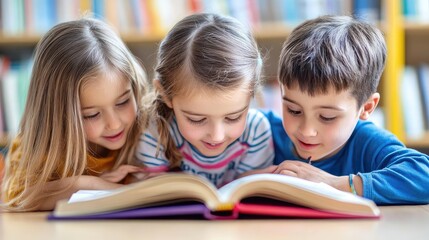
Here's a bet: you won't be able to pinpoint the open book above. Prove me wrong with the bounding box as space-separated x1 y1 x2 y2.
49 173 380 220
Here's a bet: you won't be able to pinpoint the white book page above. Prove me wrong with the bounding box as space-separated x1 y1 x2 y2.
217 174 370 204
68 190 114 203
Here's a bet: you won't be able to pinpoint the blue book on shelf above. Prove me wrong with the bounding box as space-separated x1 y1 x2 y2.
417 64 429 130
282 0 299 25
353 0 381 23
401 66 425 139
93 0 105 19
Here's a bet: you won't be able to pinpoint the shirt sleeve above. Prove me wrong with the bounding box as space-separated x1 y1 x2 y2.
135 121 169 168
236 109 275 174
354 122 429 204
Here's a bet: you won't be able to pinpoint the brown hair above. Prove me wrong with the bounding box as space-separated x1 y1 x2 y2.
279 15 386 107
152 13 263 167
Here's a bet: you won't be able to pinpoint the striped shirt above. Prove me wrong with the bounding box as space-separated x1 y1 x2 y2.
136 109 274 187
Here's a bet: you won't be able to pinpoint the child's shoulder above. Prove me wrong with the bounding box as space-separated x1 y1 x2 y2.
246 108 271 128
239 109 272 142
354 120 398 139
349 120 405 150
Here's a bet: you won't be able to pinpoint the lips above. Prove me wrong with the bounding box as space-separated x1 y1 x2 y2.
202 141 224 150
104 130 124 142
297 139 319 150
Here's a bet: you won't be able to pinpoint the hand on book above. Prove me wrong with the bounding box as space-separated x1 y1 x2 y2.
100 165 147 184
123 165 172 184
272 160 352 194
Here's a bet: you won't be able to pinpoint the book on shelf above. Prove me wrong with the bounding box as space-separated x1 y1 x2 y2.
401 66 425 139
49 173 380 220
417 64 429 130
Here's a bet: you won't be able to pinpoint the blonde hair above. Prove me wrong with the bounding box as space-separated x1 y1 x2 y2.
1 18 150 211
152 13 263 168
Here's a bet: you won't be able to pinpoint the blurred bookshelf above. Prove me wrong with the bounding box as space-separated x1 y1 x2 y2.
0 0 428 153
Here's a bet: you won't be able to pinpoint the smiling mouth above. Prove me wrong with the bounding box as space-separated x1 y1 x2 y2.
203 141 224 149
104 130 124 141
298 139 319 149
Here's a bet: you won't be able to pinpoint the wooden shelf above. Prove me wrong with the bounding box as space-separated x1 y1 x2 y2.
404 22 429 31
0 34 41 46
10 22 424 46
406 132 429 148
0 23 295 46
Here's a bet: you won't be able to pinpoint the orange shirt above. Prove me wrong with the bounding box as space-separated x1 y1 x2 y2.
0 152 4 184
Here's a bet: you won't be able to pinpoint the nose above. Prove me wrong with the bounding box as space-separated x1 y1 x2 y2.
209 122 225 142
105 111 121 130
299 119 317 137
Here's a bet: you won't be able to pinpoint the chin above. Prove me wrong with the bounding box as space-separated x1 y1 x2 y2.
103 142 126 151
198 148 226 157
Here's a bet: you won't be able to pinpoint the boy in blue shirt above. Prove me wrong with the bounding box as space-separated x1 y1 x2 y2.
264 15 429 205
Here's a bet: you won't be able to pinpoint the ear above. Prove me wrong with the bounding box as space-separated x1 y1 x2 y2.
359 93 380 120
153 79 173 108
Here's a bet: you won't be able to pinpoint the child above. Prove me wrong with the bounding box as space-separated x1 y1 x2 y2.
264 15 429 204
1 18 151 211
135 13 275 187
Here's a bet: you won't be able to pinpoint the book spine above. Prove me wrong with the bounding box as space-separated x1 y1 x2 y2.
203 204 239 220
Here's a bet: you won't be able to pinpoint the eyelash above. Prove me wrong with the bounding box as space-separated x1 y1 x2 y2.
117 98 130 106
287 108 336 122
83 113 99 120
287 108 301 116
83 98 130 120
320 116 336 122
187 115 243 125
188 118 205 125
226 115 243 123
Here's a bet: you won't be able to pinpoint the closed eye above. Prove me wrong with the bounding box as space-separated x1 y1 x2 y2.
320 115 336 121
287 108 301 116
117 98 130 106
83 112 99 120
226 114 243 123
187 118 206 125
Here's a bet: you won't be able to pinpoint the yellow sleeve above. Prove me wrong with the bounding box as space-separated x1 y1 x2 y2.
85 151 118 176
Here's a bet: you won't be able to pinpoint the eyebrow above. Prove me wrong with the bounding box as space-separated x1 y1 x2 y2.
82 89 132 110
181 105 249 116
282 96 345 111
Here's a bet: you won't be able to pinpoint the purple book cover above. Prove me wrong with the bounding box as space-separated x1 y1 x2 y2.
48 203 237 220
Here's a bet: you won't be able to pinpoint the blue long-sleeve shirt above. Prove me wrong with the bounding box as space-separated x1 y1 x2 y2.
262 110 429 205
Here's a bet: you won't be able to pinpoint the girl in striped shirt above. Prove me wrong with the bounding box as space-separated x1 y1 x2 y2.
135 13 275 187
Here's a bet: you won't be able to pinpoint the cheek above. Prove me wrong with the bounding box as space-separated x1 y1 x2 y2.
228 119 247 139
322 122 354 148
125 105 137 125
281 113 296 135
83 121 101 141
125 100 138 124
176 119 202 142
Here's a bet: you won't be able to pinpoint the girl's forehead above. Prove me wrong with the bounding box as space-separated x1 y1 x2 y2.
175 74 252 97
82 70 128 87
80 72 130 96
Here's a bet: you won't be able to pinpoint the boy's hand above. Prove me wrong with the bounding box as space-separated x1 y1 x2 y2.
273 161 339 187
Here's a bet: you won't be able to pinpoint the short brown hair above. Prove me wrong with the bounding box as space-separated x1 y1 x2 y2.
279 15 386 107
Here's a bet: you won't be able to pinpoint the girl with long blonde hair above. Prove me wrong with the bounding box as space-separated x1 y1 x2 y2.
1 18 151 211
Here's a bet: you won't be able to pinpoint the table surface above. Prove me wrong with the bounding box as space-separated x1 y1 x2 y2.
1 205 429 240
